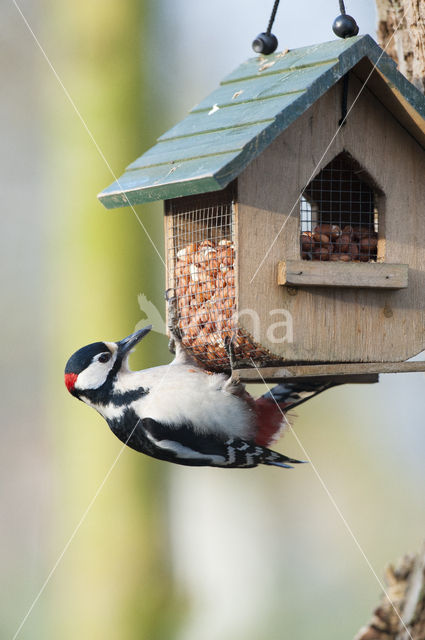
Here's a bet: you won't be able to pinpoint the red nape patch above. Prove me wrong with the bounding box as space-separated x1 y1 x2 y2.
254 397 285 447
64 373 78 392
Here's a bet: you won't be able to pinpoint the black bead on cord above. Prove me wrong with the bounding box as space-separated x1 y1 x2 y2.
252 1 359 55
252 0 280 55
333 0 359 38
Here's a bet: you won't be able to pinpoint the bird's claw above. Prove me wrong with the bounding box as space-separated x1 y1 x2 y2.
224 334 237 373
168 326 182 355
165 288 175 302
166 288 182 354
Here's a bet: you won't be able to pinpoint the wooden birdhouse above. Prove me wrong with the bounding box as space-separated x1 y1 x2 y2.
99 35 425 382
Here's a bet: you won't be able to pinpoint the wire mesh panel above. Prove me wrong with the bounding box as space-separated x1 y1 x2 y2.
300 152 379 262
166 186 273 371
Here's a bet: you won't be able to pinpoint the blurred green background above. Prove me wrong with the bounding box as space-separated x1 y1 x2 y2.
1 1 425 639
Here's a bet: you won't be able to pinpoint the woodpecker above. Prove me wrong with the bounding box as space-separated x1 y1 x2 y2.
65 326 334 469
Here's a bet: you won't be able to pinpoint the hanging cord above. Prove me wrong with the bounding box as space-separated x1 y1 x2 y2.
252 0 280 54
266 0 280 35
337 0 350 125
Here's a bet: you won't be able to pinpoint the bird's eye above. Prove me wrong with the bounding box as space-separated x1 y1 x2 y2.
98 353 111 363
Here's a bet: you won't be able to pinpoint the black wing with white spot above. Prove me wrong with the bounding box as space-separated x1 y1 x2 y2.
262 380 338 410
107 409 302 469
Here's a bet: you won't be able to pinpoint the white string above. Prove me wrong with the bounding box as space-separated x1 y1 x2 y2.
250 360 413 640
11 420 141 640
11 0 167 272
10 352 175 640
11 1 416 638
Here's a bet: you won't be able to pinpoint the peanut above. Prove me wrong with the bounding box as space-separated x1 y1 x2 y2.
360 236 378 250
314 224 341 240
177 243 198 262
173 236 267 367
313 232 330 245
312 246 330 260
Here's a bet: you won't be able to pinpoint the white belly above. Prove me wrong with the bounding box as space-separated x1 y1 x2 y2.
120 364 256 441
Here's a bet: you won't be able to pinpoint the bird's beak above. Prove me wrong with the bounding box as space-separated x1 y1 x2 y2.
117 326 152 356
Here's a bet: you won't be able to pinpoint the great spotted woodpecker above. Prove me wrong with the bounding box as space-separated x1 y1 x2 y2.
64 326 333 469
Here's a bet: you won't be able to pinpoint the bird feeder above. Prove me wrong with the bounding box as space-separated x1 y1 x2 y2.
99 35 425 383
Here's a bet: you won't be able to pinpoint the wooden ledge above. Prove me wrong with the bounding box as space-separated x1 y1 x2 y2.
278 260 409 289
235 361 425 383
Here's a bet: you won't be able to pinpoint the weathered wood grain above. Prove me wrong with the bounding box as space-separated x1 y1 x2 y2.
220 38 357 84
237 75 425 363
376 0 425 93
163 210 174 333
191 62 336 113
278 260 409 289
355 543 425 640
127 123 267 170
235 361 425 381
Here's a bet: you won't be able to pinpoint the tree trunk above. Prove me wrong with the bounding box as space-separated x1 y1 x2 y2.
354 546 425 639
375 0 425 91
45 1 178 638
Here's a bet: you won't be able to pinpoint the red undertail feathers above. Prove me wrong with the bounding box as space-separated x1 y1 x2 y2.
254 396 287 447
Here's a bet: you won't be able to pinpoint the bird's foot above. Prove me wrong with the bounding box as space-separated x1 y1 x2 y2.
224 334 237 373
165 288 182 354
223 333 245 394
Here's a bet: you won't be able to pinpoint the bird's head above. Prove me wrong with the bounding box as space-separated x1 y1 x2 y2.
64 326 152 400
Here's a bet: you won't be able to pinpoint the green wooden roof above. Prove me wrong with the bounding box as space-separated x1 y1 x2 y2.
99 34 425 209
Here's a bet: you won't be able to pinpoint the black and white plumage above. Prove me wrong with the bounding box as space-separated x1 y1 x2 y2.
64 326 332 469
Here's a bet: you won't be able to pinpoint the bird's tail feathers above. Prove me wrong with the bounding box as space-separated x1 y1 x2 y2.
269 461 293 469
254 380 337 447
263 449 305 469
261 381 338 411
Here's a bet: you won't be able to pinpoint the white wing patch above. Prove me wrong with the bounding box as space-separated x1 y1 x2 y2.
145 432 226 465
